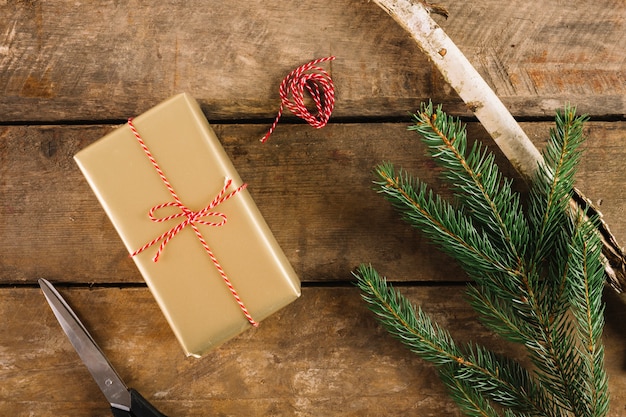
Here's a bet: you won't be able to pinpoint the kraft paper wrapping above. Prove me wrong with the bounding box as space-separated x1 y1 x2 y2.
74 93 301 357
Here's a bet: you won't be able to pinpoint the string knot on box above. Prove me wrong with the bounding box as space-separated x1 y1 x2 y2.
261 56 336 143
127 118 258 327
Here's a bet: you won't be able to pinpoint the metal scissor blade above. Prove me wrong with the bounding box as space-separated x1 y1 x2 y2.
38 279 132 411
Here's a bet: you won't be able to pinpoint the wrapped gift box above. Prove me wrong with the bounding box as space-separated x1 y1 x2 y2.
74 93 301 357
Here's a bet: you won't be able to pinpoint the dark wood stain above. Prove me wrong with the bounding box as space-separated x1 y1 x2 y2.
1 0 626 415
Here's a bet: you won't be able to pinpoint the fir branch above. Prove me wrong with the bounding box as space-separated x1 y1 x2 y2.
372 0 626 292
528 106 588 270
439 364 502 417
568 216 610 417
409 102 529 264
524 312 586 413
355 264 556 417
465 284 534 344
356 263 461 366
357 105 609 417
375 163 522 287
376 156 540 351
456 343 547 412
516 107 604 415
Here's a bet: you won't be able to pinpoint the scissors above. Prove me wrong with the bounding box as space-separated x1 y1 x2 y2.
39 278 169 417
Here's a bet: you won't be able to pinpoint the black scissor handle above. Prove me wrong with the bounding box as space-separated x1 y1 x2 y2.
111 389 168 417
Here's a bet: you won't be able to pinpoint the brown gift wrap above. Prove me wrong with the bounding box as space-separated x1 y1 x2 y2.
74 93 301 357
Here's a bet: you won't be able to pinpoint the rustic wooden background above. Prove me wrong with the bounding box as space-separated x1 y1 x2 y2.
2 0 626 415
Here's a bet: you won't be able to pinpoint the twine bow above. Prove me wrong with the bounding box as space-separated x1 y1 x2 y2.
131 177 245 263
127 118 258 326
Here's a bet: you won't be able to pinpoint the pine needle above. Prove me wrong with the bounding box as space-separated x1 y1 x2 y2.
356 104 609 417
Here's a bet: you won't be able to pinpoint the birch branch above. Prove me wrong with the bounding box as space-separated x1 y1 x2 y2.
372 0 626 292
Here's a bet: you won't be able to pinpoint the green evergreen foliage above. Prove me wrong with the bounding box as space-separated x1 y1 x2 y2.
355 103 609 417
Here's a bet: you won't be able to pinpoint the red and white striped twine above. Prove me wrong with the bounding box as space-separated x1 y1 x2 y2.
127 119 258 327
261 56 336 143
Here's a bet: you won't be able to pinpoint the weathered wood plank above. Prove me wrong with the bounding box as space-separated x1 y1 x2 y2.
1 2 624 416
2 121 625 284
0 122 458 285
0 0 624 122
3 285 626 416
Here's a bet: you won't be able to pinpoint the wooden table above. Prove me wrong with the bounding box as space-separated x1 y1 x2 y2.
2 1 626 415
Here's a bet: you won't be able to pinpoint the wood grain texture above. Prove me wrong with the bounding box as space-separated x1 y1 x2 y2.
2 121 625 285
2 1 626 415
3 286 626 416
0 0 624 122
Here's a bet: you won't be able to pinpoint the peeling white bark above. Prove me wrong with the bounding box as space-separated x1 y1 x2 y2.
374 0 543 180
373 0 626 291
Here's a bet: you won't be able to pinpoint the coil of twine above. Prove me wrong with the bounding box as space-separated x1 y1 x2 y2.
261 56 336 143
